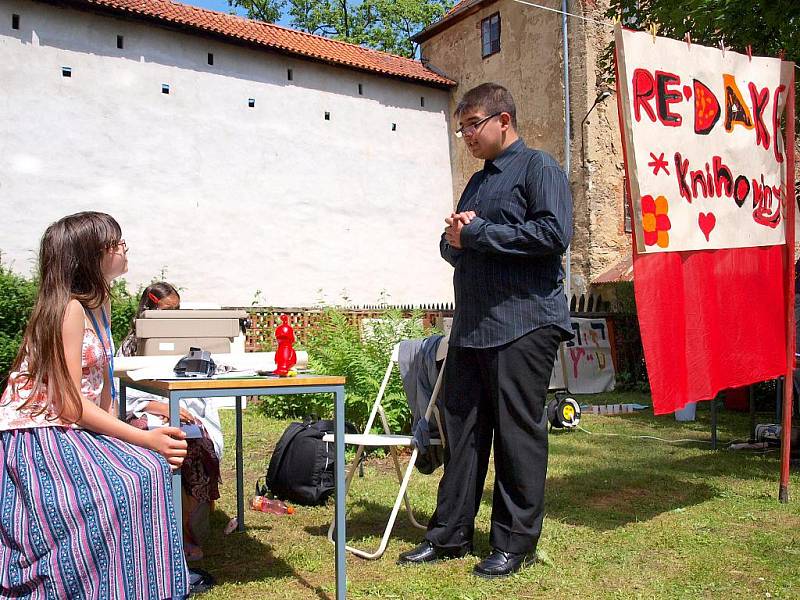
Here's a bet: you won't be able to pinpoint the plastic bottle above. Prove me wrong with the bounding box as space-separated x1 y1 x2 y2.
250 496 295 515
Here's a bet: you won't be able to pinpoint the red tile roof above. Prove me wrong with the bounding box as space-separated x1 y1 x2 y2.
445 0 477 16
592 254 634 284
65 0 455 87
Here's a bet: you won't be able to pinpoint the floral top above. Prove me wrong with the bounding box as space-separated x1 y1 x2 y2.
0 325 108 430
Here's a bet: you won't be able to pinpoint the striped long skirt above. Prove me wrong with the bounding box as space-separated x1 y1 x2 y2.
0 427 189 599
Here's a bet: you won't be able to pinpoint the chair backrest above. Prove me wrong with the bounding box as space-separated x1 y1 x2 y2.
390 333 447 364
368 336 448 441
435 335 448 361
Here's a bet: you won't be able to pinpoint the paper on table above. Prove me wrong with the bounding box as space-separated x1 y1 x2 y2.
126 367 181 381
126 368 263 381
213 369 259 378
117 351 308 380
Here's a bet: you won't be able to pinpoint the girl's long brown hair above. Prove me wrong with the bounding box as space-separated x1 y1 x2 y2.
9 212 122 423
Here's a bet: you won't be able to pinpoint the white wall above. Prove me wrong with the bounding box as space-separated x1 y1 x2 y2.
0 1 455 306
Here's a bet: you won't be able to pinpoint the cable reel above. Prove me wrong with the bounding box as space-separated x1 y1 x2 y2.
547 395 581 430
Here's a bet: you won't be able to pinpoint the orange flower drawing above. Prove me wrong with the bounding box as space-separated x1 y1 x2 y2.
641 194 671 248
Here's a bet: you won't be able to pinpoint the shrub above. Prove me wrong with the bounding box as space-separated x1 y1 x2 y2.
257 307 431 432
0 266 37 383
110 279 139 345
1 262 139 383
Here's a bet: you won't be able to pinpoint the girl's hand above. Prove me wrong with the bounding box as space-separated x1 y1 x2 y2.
145 401 195 424
144 427 188 469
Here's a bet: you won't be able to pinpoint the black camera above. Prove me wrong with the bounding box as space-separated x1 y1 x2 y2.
174 347 216 378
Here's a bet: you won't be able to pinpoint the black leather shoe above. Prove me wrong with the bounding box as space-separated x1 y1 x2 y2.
397 540 472 565
473 548 535 578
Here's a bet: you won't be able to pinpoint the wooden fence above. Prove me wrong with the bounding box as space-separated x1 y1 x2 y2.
230 293 645 389
234 304 455 352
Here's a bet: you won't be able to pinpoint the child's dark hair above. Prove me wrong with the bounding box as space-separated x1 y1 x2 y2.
135 282 179 319
119 282 180 357
454 82 517 129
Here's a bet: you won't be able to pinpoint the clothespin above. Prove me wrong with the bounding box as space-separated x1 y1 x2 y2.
685 32 691 50
746 44 752 61
719 37 726 58
649 23 658 43
612 14 621 25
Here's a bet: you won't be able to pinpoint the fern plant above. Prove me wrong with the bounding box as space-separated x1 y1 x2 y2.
257 307 431 432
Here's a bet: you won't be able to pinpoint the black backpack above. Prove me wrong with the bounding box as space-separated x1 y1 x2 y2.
258 417 356 505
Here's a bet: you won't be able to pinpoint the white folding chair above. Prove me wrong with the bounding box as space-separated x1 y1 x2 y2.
323 336 448 559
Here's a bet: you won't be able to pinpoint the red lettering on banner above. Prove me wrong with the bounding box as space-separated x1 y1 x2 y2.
691 168 708 198
675 152 692 202
629 65 790 159
632 68 657 123
673 151 781 222
655 70 683 127
632 70 789 155
733 175 750 207
569 347 586 379
674 155 734 200
712 156 733 197
751 175 782 228
723 74 754 132
693 79 721 135
748 82 771 150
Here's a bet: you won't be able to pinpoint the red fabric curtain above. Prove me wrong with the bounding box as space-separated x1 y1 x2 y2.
633 244 788 414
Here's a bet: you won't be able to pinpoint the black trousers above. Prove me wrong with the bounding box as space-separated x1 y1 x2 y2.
425 326 561 554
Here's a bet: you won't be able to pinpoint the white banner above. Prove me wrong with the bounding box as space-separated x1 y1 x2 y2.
549 318 616 394
615 25 794 253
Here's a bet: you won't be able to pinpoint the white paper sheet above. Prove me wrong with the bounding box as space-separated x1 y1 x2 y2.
117 351 308 381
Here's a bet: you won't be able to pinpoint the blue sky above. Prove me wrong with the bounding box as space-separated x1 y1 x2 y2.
184 1 293 27
184 1 244 15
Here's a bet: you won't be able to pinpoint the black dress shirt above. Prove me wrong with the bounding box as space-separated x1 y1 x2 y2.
440 138 573 348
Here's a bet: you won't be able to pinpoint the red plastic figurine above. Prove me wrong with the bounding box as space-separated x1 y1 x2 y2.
274 314 297 376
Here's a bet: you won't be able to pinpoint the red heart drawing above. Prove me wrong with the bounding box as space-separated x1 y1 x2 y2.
698 212 716 241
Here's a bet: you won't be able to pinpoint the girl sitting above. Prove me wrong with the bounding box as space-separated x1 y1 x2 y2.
0 212 189 599
119 283 223 562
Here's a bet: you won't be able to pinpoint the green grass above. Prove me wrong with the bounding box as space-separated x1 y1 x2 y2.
193 394 800 599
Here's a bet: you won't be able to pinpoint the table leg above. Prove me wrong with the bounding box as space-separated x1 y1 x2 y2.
170 392 183 538
334 386 346 599
118 382 127 421
710 396 718 450
236 395 245 533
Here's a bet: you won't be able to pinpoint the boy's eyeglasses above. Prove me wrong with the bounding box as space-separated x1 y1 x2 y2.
455 112 501 138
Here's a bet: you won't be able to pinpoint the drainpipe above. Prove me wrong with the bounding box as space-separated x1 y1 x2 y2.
562 0 572 303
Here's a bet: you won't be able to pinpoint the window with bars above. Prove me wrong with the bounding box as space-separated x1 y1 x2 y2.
481 12 500 58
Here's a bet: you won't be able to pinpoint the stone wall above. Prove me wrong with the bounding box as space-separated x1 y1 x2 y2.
419 0 630 300
568 0 629 295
